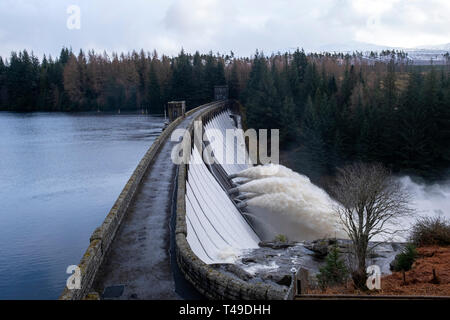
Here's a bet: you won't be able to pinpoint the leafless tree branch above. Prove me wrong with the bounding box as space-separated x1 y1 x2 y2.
329 162 414 289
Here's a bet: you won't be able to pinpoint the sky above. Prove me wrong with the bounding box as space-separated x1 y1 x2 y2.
0 0 449 59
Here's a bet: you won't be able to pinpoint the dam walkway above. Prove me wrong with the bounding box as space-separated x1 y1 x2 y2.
91 105 214 300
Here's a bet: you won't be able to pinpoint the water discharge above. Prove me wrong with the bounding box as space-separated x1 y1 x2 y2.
232 165 450 242
232 163 310 182
232 164 347 241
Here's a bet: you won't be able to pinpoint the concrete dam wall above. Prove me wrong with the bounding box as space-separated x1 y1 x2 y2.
175 104 287 300
185 110 260 264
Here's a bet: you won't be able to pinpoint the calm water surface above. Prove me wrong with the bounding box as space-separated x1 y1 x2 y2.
0 113 164 299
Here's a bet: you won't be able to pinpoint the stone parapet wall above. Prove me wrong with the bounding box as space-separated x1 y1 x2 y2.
60 102 213 300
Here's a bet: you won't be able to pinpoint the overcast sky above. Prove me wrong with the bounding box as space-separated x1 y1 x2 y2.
1 0 449 59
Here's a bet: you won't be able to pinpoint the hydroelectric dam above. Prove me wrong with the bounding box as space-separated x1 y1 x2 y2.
59 100 404 300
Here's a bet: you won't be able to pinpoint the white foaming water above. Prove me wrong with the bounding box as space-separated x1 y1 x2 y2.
236 164 310 182
234 164 450 242
234 165 347 241
216 247 242 263
242 261 280 276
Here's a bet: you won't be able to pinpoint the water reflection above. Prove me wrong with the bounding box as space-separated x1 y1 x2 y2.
0 113 164 299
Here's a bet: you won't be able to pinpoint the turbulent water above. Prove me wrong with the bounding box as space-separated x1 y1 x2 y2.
233 164 346 241
396 176 450 231
0 112 164 299
232 164 450 242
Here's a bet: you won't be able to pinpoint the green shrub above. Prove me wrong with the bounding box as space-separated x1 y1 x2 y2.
410 216 450 246
317 243 348 289
392 244 418 272
274 234 288 243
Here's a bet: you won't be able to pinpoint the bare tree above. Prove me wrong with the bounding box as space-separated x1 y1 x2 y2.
330 163 413 289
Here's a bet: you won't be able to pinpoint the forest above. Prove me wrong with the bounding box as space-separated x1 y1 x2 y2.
0 48 449 180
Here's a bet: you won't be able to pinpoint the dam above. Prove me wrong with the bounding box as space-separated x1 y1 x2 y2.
60 100 404 300
60 100 279 300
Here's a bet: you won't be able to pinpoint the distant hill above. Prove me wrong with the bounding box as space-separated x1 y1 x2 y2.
315 41 395 53
310 41 450 53
415 43 450 51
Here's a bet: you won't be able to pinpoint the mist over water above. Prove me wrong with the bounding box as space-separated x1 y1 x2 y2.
233 165 450 243
397 175 450 224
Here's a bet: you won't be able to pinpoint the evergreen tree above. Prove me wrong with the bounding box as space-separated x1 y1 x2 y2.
228 61 240 99
244 52 279 131
170 49 193 106
317 242 348 289
289 49 308 109
191 51 206 106
279 96 297 142
204 52 217 101
0 57 6 109
298 96 328 179
0 46 448 180
216 59 226 85
148 60 162 113
396 72 435 174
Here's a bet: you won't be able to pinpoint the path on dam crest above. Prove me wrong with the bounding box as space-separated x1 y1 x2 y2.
92 107 211 300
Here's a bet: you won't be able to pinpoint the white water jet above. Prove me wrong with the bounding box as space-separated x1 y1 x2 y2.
234 164 310 182
233 164 347 241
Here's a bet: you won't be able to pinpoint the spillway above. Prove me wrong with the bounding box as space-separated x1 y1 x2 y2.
185 110 260 264
231 164 347 241
184 110 347 265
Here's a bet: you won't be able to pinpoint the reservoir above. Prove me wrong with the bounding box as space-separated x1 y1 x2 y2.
0 113 164 299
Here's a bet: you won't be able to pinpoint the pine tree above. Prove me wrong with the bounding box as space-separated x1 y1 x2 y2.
289 49 308 109
0 57 6 109
244 52 279 131
171 49 193 106
228 61 240 99
279 96 297 142
6 50 39 111
396 72 435 174
191 51 206 107
216 59 226 85
148 60 162 113
204 52 217 101
298 96 328 179
317 242 348 289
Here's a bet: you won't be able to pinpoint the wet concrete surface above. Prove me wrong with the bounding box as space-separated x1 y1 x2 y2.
92 108 210 300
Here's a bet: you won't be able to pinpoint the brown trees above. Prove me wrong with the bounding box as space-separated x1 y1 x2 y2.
63 54 83 108
330 163 413 289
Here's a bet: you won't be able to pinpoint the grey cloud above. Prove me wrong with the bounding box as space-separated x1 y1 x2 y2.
0 0 449 60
